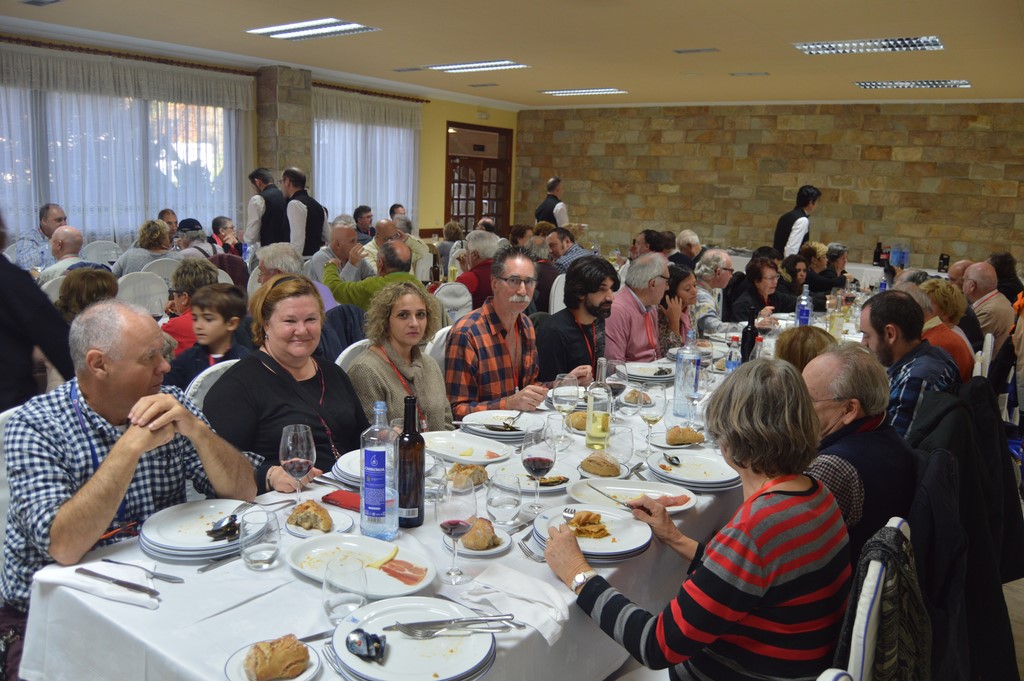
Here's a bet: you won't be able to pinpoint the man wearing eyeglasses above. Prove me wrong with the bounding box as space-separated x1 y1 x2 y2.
445 246 591 418
455 231 501 309
693 250 735 336
605 253 670 363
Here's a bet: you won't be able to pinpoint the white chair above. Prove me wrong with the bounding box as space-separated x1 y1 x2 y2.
141 257 181 285
414 253 432 283
247 266 263 298
81 239 123 264
184 359 239 411
215 268 233 284
549 273 567 313
335 338 371 372
40 275 65 302
817 671 855 681
2 244 16 262
425 325 451 370
0 406 20 573
434 282 473 322
117 272 168 318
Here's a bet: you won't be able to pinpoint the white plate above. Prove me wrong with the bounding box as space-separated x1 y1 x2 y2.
284 508 355 538
141 499 245 550
333 449 362 482
442 527 512 557
462 410 545 433
423 431 513 465
625 363 675 379
649 431 708 450
645 452 739 486
568 479 697 514
576 460 629 479
286 534 436 599
224 640 320 681
532 504 652 556
485 460 581 494
333 597 493 681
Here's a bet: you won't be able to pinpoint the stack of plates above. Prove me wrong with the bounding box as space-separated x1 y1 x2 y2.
531 504 651 563
645 452 741 493
331 597 495 681
332 448 449 487
139 499 250 562
331 449 363 487
460 410 544 445
625 362 675 384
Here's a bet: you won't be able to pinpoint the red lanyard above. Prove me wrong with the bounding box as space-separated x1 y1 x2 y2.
571 313 597 373
500 320 522 390
643 311 657 356
374 346 426 425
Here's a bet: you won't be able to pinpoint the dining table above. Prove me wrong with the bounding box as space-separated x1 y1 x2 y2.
19 366 745 681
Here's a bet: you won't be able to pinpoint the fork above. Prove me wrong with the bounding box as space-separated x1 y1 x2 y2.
323 641 344 675
394 622 511 639
518 539 546 562
503 411 524 428
624 461 646 480
434 594 528 630
561 507 577 522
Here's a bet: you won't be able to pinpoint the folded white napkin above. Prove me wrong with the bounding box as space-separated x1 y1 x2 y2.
34 560 159 609
463 563 573 645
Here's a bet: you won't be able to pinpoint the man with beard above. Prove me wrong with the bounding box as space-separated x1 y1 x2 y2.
537 256 619 382
445 246 591 419
858 290 960 437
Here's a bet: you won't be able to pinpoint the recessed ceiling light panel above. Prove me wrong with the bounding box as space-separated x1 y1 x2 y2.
540 88 627 97
856 79 970 89
247 18 379 41
468 83 498 88
729 72 770 77
795 36 943 55
673 48 719 54
425 60 529 73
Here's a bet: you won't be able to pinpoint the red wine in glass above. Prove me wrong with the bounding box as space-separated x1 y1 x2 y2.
282 460 314 478
522 457 554 478
439 519 473 539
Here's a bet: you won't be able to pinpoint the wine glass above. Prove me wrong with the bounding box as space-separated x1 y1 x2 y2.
638 384 666 457
606 361 629 421
436 478 478 585
551 374 579 436
521 430 556 515
279 424 316 503
486 474 522 527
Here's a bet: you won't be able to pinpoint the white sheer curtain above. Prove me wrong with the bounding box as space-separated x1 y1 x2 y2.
313 89 420 227
0 43 253 246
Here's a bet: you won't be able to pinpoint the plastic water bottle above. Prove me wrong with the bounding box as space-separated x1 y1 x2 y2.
725 336 741 374
673 331 700 418
751 336 764 360
797 284 812 327
360 401 398 540
878 280 888 292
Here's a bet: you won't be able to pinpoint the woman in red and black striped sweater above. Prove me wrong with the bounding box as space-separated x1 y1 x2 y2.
546 359 852 681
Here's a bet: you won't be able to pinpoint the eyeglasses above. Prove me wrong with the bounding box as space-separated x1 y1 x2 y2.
167 288 184 296
719 267 734 274
811 396 847 404
495 276 537 288
763 275 781 282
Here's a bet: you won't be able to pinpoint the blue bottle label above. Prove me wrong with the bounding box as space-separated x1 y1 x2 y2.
363 447 386 518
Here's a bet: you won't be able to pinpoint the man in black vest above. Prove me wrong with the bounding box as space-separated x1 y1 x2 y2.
535 176 569 228
281 167 329 258
244 167 288 250
772 184 821 257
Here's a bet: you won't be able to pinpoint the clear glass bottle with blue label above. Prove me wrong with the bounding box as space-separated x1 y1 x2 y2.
360 401 398 540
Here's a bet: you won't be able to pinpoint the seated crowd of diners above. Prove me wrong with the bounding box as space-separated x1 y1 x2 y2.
2 204 1023 681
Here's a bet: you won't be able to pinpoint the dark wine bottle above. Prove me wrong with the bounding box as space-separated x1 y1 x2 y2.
740 306 757 363
397 396 425 528
872 241 882 266
429 253 441 284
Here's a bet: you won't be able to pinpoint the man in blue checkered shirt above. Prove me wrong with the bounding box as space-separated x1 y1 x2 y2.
0 300 259 637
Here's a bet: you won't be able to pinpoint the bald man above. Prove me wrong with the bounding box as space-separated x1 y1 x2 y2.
362 219 397 274
963 261 1015 350
37 226 85 285
307 222 374 284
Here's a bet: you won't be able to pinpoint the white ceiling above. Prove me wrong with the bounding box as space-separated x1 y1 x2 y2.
2 0 1023 109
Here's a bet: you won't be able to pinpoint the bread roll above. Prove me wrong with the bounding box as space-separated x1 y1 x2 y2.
666 426 705 446
461 517 500 551
623 389 651 406
244 634 309 681
447 463 488 486
287 500 333 532
581 451 620 477
568 411 587 430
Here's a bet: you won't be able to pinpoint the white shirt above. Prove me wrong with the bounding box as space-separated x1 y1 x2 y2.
783 216 809 257
553 201 569 228
244 194 265 246
285 201 330 257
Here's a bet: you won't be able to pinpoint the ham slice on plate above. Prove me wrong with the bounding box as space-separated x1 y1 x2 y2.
379 559 428 586
650 493 691 507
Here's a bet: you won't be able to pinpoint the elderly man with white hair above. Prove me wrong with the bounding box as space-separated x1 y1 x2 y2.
455 230 501 309
257 242 338 313
306 216 374 284
670 229 705 268
36 226 85 284
962 261 1015 351
693 249 736 336
605 253 670 362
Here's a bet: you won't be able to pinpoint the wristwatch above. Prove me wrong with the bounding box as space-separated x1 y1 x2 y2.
570 569 598 595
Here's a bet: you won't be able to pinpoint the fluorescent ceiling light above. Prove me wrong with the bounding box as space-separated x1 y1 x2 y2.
674 48 719 54
540 88 627 97
730 72 770 77
247 18 379 41
426 60 529 73
468 83 498 88
856 79 970 89
795 36 943 55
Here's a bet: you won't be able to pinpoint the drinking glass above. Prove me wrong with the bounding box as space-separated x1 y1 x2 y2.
638 385 667 457
608 426 634 467
615 381 644 419
239 509 280 571
436 478 478 585
486 473 522 527
279 424 316 503
424 454 447 503
521 430 556 515
551 374 579 435
544 413 571 452
606 361 629 421
322 556 367 624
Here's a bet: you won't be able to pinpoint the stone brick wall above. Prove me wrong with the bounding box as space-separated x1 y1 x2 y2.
514 103 1024 268
255 66 312 178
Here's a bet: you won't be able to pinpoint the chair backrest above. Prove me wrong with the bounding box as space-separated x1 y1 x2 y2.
414 253 432 283
335 338 371 372
140 257 181 285
215 269 233 284
80 240 123 264
324 304 367 350
208 253 249 287
184 359 239 410
425 325 451 370
41 276 65 302
817 671 855 681
116 272 168 317
247 266 262 298
0 406 20 572
434 282 473 322
2 244 15 262
548 273 567 313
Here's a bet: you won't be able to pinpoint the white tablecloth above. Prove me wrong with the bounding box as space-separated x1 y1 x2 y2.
20 406 743 681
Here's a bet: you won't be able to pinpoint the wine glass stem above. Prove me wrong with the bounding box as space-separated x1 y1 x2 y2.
534 478 541 507
646 423 653 454
450 537 461 575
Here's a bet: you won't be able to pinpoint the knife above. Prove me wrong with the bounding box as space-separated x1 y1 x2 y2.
75 568 160 598
381 614 513 632
585 482 634 510
197 555 241 573
101 559 184 584
298 629 335 643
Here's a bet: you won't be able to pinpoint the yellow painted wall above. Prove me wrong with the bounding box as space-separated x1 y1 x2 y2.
417 99 518 234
